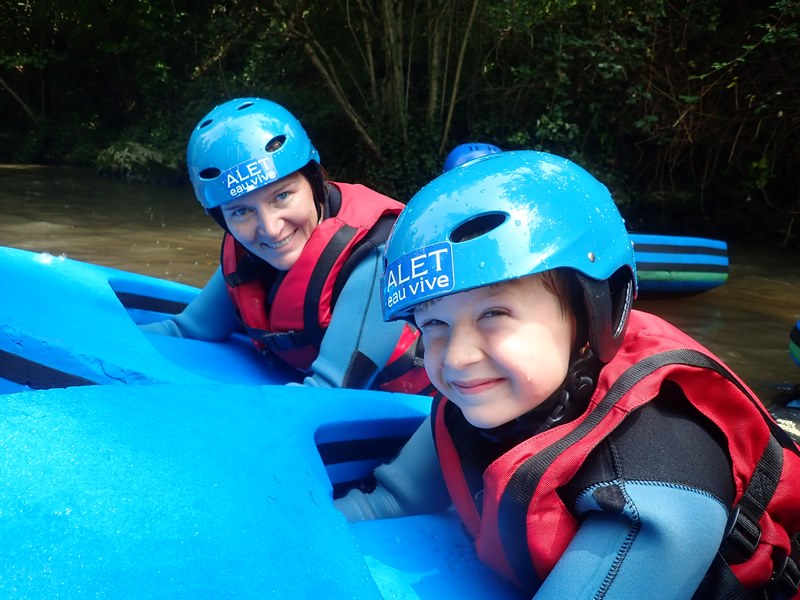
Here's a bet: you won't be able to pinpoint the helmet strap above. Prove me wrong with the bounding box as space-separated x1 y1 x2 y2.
477 347 600 444
575 270 633 363
534 347 600 434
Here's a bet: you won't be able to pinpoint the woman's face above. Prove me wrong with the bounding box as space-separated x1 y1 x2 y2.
221 172 319 271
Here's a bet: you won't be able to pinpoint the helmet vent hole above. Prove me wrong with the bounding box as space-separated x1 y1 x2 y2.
450 212 507 243
236 101 254 111
265 135 286 153
199 167 221 181
198 118 213 129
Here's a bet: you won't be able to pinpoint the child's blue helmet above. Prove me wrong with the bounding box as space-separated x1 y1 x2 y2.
186 97 320 210
382 150 637 363
443 142 502 172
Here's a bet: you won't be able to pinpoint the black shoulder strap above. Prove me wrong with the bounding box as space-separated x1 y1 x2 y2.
497 348 797 592
302 224 359 347
330 213 397 308
303 211 397 348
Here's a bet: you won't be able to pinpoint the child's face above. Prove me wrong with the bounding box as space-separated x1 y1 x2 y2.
414 275 575 429
221 171 319 271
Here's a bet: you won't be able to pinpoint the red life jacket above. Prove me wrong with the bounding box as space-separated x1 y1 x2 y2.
222 182 433 395
433 310 800 597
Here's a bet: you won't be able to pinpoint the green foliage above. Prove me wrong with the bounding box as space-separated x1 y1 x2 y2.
747 157 773 192
354 127 443 202
0 0 798 245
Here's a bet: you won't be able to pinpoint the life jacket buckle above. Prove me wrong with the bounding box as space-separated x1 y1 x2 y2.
766 547 800 600
721 505 762 564
261 330 308 353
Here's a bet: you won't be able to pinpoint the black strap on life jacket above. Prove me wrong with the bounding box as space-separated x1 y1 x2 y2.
371 328 428 386
330 214 396 308
300 222 360 348
495 348 800 597
299 211 397 349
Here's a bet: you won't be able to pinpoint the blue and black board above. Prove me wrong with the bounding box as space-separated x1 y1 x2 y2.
630 234 729 299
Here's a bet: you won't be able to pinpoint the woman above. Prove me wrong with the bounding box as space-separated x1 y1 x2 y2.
141 97 431 393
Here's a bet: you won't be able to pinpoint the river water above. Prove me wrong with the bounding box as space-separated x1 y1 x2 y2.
1 164 798 404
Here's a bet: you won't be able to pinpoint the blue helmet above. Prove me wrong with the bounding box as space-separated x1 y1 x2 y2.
382 150 637 362
186 98 320 210
443 142 502 172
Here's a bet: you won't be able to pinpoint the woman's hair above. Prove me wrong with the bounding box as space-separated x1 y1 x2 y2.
298 161 328 219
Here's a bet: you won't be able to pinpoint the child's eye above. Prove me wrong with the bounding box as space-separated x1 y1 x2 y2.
480 308 509 320
275 191 290 202
417 318 446 330
227 207 249 219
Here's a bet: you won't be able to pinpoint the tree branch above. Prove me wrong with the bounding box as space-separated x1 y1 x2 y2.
439 0 480 154
0 74 39 125
300 39 383 160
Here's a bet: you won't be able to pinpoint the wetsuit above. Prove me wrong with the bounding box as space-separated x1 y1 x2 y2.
336 310 799 598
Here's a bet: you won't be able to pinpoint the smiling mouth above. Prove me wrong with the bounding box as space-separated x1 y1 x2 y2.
451 378 502 395
265 230 296 249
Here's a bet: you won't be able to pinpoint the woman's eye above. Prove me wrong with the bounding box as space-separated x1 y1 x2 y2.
275 191 289 202
230 207 248 218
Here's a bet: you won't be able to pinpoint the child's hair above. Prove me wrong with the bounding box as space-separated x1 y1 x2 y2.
538 270 576 319
540 269 589 353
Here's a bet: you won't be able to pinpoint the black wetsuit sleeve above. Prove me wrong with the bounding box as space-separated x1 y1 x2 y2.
560 379 736 514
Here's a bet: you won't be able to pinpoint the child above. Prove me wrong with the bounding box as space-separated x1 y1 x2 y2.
336 150 800 598
141 97 430 394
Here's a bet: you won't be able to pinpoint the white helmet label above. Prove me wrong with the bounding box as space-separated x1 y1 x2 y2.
222 156 279 198
383 241 454 316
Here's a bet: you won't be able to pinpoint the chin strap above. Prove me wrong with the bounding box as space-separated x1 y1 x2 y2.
536 348 599 433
